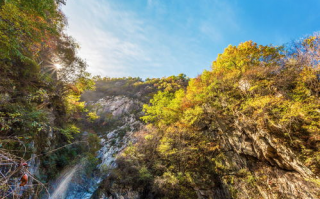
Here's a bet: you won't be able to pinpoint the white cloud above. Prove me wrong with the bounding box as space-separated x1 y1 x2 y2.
62 0 152 77
61 0 241 79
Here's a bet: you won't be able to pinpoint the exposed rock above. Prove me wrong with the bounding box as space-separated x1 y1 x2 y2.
213 117 320 199
64 94 319 199
61 96 144 199
94 96 142 118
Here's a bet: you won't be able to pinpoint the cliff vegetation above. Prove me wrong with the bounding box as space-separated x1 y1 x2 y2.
0 0 319 198
100 38 320 199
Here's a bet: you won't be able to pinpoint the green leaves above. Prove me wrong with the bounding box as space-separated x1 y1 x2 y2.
59 124 80 141
212 41 283 78
142 89 185 126
0 1 60 62
86 111 99 122
114 37 320 197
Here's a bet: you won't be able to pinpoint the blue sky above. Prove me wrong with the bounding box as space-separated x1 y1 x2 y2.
62 0 320 79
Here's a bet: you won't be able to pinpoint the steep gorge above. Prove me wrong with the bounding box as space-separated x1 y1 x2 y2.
78 40 319 199
71 66 318 199
0 1 319 198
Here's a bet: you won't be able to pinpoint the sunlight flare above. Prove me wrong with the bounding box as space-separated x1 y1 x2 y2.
54 63 63 70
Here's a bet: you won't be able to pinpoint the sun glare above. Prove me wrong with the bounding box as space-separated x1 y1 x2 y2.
54 63 62 70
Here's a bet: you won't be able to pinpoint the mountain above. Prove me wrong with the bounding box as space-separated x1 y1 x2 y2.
0 1 319 198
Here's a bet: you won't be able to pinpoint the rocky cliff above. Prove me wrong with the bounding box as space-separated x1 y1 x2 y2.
61 95 145 199
70 95 319 199
80 70 319 199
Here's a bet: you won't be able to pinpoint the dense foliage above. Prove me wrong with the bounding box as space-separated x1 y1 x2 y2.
0 0 98 197
81 74 189 136
81 74 189 103
1 1 319 198
107 37 319 198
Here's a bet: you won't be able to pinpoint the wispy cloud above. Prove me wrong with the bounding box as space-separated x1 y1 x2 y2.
63 0 153 77
61 0 319 78
62 0 241 78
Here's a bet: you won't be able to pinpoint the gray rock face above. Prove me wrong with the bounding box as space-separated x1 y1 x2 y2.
225 121 313 177
98 116 141 168
211 116 320 199
62 96 144 199
95 96 142 117
93 96 143 169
